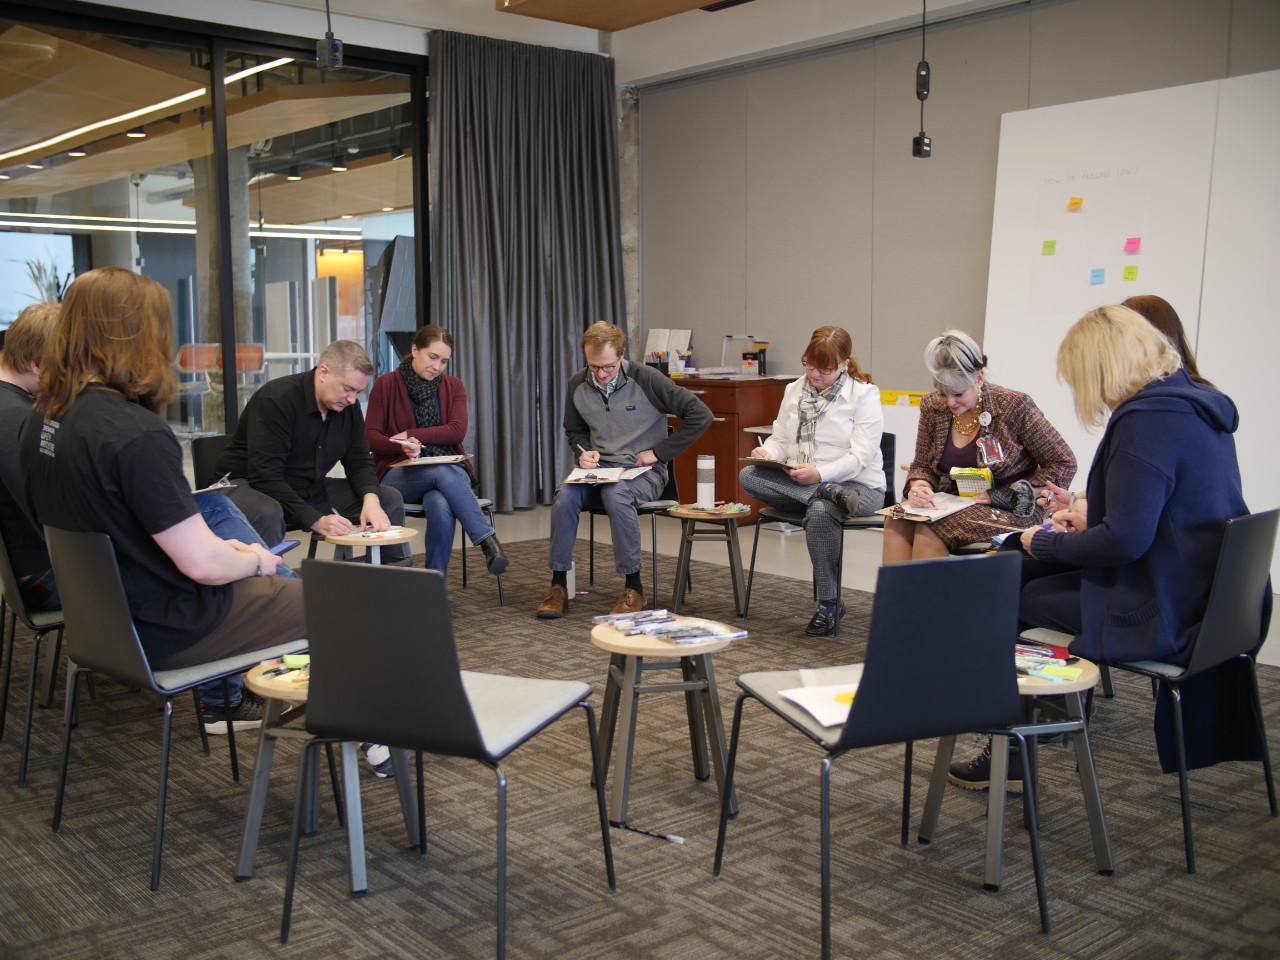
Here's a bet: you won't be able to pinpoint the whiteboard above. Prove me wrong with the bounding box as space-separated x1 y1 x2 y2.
984 72 1280 609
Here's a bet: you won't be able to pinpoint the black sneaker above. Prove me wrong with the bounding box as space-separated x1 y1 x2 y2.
200 690 267 734
947 736 1024 792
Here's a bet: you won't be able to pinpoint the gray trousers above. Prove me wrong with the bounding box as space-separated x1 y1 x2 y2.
739 465 882 602
548 466 667 577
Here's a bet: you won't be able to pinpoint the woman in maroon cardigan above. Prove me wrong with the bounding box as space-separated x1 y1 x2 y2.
365 324 507 575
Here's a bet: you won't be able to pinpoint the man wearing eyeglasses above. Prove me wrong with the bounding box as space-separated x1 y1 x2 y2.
536 322 712 619
214 339 408 562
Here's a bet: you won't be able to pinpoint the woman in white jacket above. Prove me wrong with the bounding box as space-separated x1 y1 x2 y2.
738 326 886 636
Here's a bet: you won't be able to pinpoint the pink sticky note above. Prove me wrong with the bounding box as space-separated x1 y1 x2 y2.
1124 237 1141 253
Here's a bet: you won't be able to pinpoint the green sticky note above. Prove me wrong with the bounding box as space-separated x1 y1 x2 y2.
282 654 311 669
1122 265 1139 281
1041 240 1057 256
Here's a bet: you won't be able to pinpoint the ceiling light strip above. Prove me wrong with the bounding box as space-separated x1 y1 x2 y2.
0 57 295 165
0 219 363 241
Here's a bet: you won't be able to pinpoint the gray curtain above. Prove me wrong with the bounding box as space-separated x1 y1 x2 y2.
428 31 625 511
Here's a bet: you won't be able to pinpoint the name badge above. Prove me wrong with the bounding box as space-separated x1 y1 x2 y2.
976 435 1005 468
625 404 637 411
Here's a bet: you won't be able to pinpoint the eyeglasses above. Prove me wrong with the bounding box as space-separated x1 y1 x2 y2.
586 362 619 376
802 362 838 376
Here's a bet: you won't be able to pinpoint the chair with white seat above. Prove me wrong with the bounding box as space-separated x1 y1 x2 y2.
45 527 307 891
1019 508 1279 874
282 559 615 955
715 551 1087 957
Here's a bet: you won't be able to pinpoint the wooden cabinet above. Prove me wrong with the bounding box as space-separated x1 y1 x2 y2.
669 376 788 525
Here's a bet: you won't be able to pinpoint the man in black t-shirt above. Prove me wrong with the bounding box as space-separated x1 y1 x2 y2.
214 340 408 561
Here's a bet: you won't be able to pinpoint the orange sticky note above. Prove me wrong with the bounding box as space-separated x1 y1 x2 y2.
1122 265 1139 281
1066 197 1083 211
1124 237 1141 253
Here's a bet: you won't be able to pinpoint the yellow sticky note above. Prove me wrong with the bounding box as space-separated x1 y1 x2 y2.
1066 197 1083 211
1037 665 1083 681
1122 265 1139 281
833 691 857 705
1041 240 1057 256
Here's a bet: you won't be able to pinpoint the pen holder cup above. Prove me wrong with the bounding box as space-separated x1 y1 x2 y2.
647 361 670 376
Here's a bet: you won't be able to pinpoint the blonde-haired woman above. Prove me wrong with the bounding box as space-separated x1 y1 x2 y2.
951 305 1263 789
738 326 885 636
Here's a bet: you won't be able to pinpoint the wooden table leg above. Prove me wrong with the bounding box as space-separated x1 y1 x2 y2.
670 521 694 613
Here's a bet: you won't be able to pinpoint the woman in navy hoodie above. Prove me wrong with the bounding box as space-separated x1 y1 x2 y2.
950 304 1266 789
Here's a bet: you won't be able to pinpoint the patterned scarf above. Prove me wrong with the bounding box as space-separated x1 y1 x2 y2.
795 371 848 464
398 358 452 458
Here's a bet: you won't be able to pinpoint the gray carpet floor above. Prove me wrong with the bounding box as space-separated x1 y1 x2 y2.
1 539 1278 959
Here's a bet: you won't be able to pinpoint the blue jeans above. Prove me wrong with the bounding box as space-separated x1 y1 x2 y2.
192 493 299 708
381 464 494 573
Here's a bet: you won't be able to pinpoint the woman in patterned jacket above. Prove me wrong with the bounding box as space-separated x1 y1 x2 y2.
882 330 1076 563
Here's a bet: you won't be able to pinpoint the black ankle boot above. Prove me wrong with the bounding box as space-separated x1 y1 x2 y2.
480 534 508 575
813 482 861 515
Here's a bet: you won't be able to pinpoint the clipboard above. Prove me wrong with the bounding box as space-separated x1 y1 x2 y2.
389 454 472 468
739 457 796 472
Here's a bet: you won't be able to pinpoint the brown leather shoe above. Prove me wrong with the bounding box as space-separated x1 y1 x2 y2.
536 583 569 619
609 587 647 615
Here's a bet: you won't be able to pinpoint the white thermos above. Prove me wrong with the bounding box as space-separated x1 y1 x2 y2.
696 454 716 508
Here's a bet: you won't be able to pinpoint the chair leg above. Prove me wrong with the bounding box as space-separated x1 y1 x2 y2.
461 519 469 589
743 522 764 618
1013 733 1051 933
899 740 913 847
1100 664 1115 698
222 677 240 783
152 699 175 891
39 627 63 708
18 628 51 786
1242 655 1278 816
650 513 660 608
414 751 428 857
820 755 834 960
193 689 211 756
0 608 16 740
493 764 508 960
1168 685 1195 873
580 702 616 890
52 667 86 832
588 513 596 584
281 740 321 943
325 743 345 828
713 693 749 877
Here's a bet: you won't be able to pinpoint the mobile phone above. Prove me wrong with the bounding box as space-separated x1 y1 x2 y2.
269 538 301 556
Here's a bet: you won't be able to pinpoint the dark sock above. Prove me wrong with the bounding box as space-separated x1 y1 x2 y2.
552 571 567 589
624 572 643 593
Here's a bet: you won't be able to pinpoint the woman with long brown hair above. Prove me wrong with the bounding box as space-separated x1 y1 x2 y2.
18 267 304 678
738 325 886 636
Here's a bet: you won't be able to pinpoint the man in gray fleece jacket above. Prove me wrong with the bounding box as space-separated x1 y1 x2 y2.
536 322 712 619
